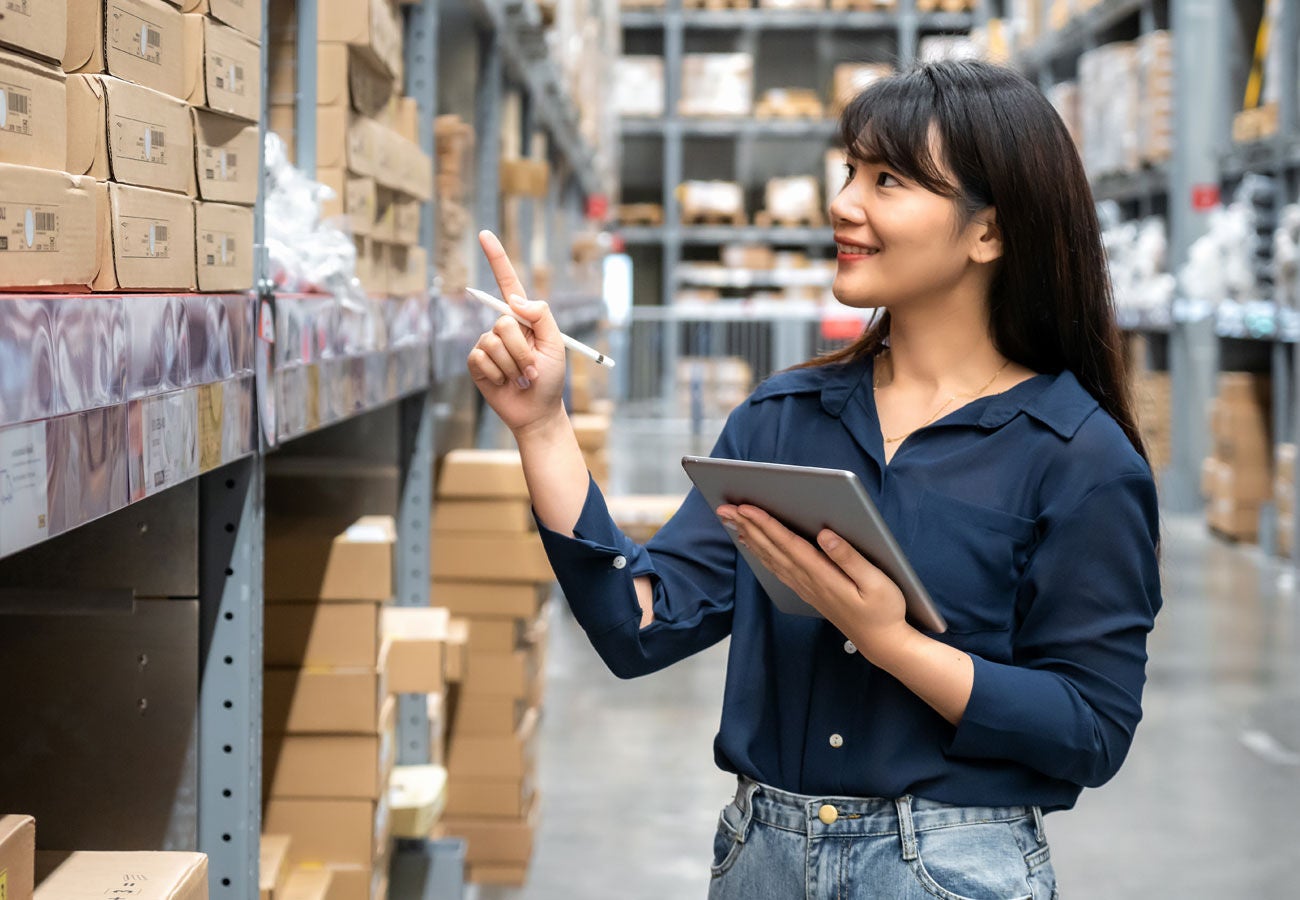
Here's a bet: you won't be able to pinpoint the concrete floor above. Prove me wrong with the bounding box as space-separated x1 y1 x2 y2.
479 417 1300 899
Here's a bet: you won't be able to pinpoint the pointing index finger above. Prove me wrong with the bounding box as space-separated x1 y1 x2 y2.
478 230 527 302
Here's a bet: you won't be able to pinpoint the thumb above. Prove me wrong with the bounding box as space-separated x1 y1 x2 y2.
508 294 562 346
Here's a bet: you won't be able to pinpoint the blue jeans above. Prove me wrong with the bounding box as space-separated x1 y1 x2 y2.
708 777 1059 900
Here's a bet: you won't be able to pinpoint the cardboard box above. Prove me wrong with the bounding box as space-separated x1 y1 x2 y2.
387 243 427 296
65 0 185 99
92 181 196 290
392 193 420 245
465 616 526 654
444 617 468 683
321 864 383 900
431 581 548 619
259 835 293 900
445 775 535 819
393 96 417 142
192 107 258 203
266 602 382 668
452 694 528 737
280 868 332 900
263 798 388 867
182 15 260 121
442 797 538 865
346 115 386 181
437 449 530 499
0 0 65 63
371 186 395 240
388 765 448 839
462 646 542 701
0 164 102 290
831 62 894 115
194 200 252 289
264 667 387 735
180 0 260 40
34 853 205 900
432 532 552 583
264 696 396 799
318 0 401 80
569 413 610 452
0 816 35 900
466 864 528 887
318 169 376 236
265 516 396 602
433 499 535 534
382 606 448 694
268 103 349 171
0 51 66 171
345 50 392 118
66 74 190 193
679 53 752 117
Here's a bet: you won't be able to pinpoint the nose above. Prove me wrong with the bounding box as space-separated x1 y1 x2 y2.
829 175 866 229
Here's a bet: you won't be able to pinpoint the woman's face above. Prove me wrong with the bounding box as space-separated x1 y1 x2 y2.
828 148 998 311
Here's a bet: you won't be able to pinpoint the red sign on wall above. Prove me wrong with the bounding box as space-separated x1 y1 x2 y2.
1191 184 1221 210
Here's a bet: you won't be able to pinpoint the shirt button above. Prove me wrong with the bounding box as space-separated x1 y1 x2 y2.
843 640 856 655
829 733 844 749
818 804 839 825
612 555 627 570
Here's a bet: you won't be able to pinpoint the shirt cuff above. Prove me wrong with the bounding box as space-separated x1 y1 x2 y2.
947 653 1028 760
534 475 646 637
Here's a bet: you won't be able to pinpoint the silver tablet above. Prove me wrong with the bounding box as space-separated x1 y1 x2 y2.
682 456 947 634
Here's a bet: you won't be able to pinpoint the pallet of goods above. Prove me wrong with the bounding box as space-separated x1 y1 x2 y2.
678 181 747 226
755 88 825 119
679 53 753 117
755 176 823 228
1203 373 1272 543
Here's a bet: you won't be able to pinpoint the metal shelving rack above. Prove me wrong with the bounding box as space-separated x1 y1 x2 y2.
0 0 607 898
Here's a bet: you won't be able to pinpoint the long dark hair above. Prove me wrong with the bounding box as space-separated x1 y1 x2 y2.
805 60 1147 462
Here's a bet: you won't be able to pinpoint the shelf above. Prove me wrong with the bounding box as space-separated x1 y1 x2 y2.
1116 306 1173 333
621 225 835 245
271 293 433 444
0 293 257 559
1219 135 1300 179
631 298 873 322
676 265 834 289
621 9 970 31
622 117 840 139
1013 0 1145 70
1091 164 1170 203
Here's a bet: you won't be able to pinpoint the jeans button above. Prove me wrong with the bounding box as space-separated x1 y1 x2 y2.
818 804 839 825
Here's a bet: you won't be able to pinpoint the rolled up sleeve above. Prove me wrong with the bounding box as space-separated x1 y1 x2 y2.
946 473 1163 787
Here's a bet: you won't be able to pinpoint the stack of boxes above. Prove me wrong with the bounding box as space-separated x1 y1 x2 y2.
268 0 431 298
1128 335 1171 480
1203 373 1272 543
1138 31 1174 166
262 515 400 900
432 450 555 887
1276 444 1296 558
0 0 258 292
435 115 474 296
571 411 613 493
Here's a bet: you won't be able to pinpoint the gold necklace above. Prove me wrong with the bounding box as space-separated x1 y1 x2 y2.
873 353 1012 445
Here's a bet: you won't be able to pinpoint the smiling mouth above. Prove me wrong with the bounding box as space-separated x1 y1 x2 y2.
836 243 880 256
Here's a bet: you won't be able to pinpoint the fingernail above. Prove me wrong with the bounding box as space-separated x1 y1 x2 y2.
516 376 531 390
525 366 540 381
821 534 840 550
509 293 529 306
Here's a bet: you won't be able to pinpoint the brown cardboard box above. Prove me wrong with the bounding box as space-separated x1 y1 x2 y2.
0 164 102 289
392 193 420 245
266 602 382 668
318 169 376 236
0 816 35 900
0 0 65 63
0 51 66 171
466 864 528 887
432 533 553 583
264 696 396 799
346 50 392 118
263 797 388 867
452 695 528 737
346 115 386 180
433 499 535 534
182 15 260 121
394 96 417 142
393 137 431 201
388 765 448 839
318 0 402 80
431 581 548 618
442 796 538 865
192 107 258 203
382 606 447 694
280 869 332 900
387 244 427 296
569 413 610 451
322 863 386 900
264 667 387 734
92 181 195 290
1211 460 1273 503
268 103 350 170
259 835 292 900
180 0 260 40
462 646 542 701
372 186 395 240
65 0 185 99
465 616 526 654
67 75 191 193
265 515 396 602
831 62 894 115
444 617 468 682
445 775 535 819
437 449 529 499
354 234 386 294
34 853 205 900
194 200 252 290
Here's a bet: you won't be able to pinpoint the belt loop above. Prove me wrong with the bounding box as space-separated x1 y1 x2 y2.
1032 806 1046 844
894 796 918 862
734 776 761 841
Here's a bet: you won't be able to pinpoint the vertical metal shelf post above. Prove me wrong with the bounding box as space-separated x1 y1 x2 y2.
197 458 265 900
898 0 919 68
406 0 440 267
294 0 319 177
475 21 505 292
661 0 685 406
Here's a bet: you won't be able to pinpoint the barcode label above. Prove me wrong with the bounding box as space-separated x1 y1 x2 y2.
226 237 237 253
7 92 28 115
147 27 161 47
151 128 164 147
225 153 237 168
206 254 215 265
34 212 55 232
153 225 168 242
234 66 245 83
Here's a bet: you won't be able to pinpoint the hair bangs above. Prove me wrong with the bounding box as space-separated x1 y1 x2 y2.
838 74 959 198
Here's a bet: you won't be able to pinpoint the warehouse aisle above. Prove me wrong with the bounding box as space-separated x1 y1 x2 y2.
481 417 1300 899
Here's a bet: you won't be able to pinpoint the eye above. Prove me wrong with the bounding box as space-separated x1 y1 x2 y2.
841 164 856 188
876 171 901 188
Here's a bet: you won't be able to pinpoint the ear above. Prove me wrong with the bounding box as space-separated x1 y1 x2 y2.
968 208 1003 265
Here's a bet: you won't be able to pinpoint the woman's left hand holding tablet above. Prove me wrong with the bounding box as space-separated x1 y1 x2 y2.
716 504 917 661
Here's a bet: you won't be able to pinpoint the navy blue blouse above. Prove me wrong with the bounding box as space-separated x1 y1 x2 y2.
536 357 1162 811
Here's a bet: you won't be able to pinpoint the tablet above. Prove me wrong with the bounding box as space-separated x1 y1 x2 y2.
682 456 947 634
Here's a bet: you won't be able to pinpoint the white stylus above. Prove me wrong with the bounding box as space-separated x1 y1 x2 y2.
466 287 616 369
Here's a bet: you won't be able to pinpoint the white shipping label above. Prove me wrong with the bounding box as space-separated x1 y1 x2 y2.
142 391 198 496
120 216 169 258
212 54 245 97
202 229 237 268
0 202 57 253
109 7 165 65
0 82 31 135
201 146 238 183
112 114 168 164
0 421 49 555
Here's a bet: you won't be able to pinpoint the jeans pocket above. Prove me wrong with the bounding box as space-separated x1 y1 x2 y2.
709 801 745 878
910 821 1034 900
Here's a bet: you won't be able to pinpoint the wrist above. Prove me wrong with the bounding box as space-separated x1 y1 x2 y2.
858 621 926 674
511 408 572 448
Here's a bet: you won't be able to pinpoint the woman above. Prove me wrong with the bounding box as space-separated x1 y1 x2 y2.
467 60 1161 899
